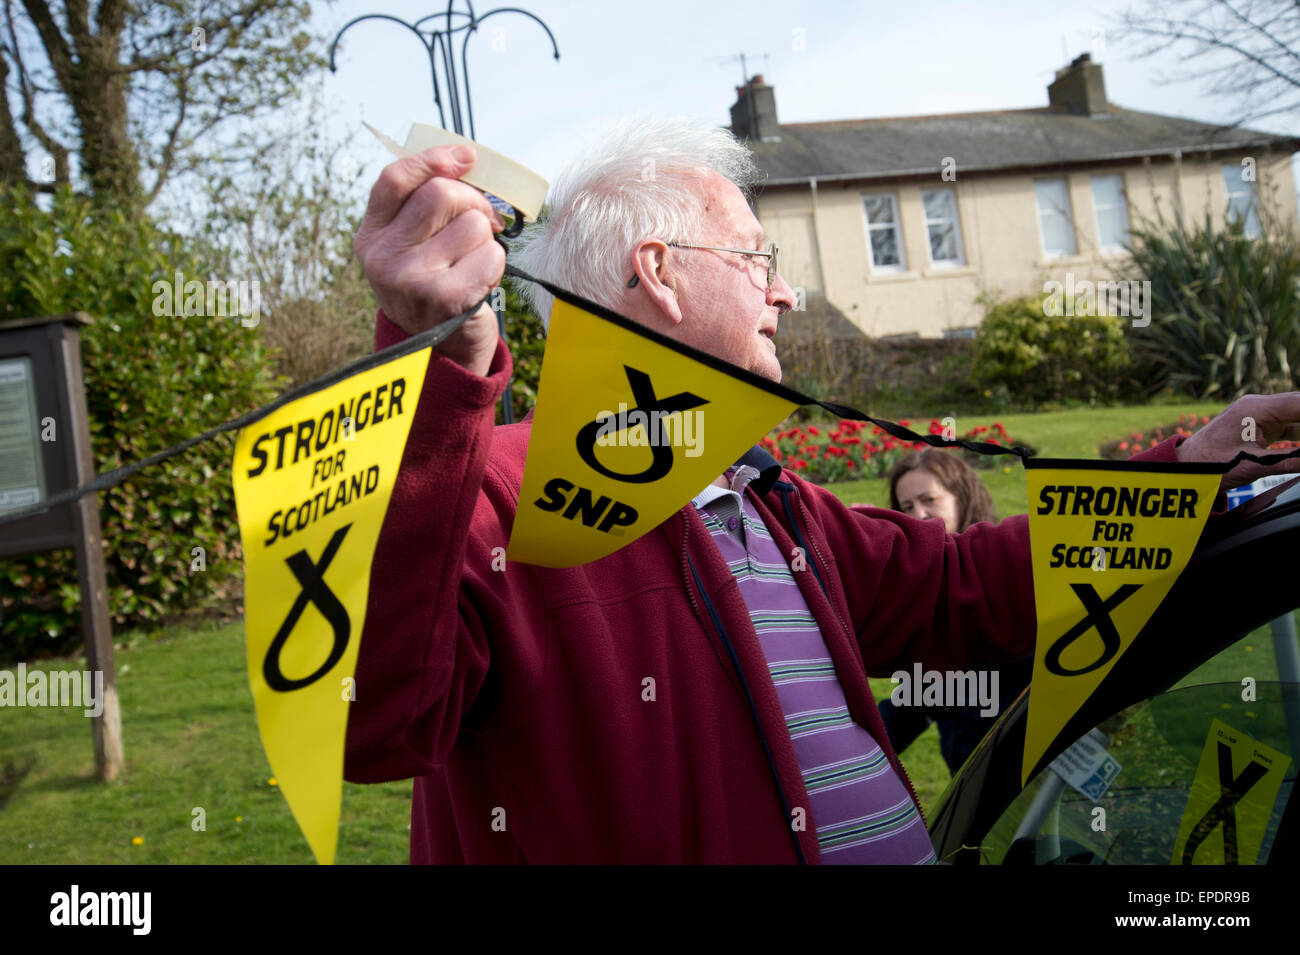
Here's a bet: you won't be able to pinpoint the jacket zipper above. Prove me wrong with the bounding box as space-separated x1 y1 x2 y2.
774 483 927 824
681 536 808 865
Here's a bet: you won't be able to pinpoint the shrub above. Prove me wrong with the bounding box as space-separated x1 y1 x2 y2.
973 291 1136 407
0 187 280 659
1126 210 1300 400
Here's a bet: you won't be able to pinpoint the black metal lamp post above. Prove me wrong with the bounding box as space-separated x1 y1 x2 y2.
330 1 559 423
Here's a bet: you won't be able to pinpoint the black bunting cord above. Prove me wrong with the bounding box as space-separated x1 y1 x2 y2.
502 262 1033 462
504 262 1300 474
0 289 484 529
7 237 1300 530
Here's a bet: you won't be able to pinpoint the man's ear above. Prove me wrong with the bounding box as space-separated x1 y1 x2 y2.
630 240 683 326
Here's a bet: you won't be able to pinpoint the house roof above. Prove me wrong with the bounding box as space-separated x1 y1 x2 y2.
747 106 1300 186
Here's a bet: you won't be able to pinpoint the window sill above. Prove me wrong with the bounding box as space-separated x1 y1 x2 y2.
867 269 920 283
1035 254 1089 269
922 265 977 279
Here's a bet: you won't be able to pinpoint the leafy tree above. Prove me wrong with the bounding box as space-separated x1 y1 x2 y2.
198 88 378 387
0 0 321 205
500 279 546 423
195 93 548 416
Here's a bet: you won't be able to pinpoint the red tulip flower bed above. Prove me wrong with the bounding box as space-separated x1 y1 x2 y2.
761 418 1022 484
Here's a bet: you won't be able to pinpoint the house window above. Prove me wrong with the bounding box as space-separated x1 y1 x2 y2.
920 188 965 266
863 193 905 270
1091 174 1130 253
942 327 976 340
1222 163 1262 238
1034 179 1077 257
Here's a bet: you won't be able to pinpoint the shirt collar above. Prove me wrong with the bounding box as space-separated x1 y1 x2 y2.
690 446 783 511
734 445 782 494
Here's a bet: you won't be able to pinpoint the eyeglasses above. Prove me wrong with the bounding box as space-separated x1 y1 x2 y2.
626 241 779 291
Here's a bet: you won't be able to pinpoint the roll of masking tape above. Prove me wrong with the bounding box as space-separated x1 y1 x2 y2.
365 122 548 223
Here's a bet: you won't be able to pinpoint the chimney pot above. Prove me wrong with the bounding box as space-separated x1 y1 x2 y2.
730 75 780 141
1048 54 1109 115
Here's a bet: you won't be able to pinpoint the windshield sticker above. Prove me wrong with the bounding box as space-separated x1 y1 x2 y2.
1049 727 1122 802
1172 718 1290 865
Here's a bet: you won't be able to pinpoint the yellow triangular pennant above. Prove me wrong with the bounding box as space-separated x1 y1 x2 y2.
507 296 798 568
1022 462 1221 785
232 349 430 863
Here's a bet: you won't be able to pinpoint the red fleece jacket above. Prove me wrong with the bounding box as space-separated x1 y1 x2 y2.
343 314 1191 864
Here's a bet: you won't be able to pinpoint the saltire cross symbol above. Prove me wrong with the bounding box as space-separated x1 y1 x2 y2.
1044 582 1143 677
1181 742 1270 865
263 524 352 692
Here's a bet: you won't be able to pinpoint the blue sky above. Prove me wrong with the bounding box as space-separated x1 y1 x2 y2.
315 0 1299 188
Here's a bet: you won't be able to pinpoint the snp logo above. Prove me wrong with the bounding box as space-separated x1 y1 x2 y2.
534 364 709 535
50 884 151 935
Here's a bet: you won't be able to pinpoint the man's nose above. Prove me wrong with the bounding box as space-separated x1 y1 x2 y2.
769 271 796 315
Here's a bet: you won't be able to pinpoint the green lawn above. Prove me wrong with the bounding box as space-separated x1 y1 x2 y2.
0 621 410 864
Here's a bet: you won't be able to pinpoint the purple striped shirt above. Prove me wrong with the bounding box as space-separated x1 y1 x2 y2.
693 467 935 864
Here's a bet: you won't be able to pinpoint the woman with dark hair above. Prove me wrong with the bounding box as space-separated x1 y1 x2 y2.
879 449 1031 775
889 448 997 533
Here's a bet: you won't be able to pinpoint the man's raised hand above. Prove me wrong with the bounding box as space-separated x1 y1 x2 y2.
1176 392 1300 490
354 144 506 376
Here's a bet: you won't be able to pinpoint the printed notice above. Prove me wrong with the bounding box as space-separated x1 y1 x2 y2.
1049 727 1122 801
0 358 46 514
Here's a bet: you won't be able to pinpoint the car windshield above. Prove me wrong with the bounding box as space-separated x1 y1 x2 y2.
969 613 1300 865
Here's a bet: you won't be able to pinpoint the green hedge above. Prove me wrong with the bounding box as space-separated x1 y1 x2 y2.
0 187 280 660
974 291 1137 408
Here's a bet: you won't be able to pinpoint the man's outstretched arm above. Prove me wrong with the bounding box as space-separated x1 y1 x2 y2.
828 390 1300 678
344 145 512 783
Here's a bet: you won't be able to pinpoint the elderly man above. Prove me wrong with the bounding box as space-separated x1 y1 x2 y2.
344 119 1300 864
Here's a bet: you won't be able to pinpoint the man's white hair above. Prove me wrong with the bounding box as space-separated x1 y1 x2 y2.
509 117 762 328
